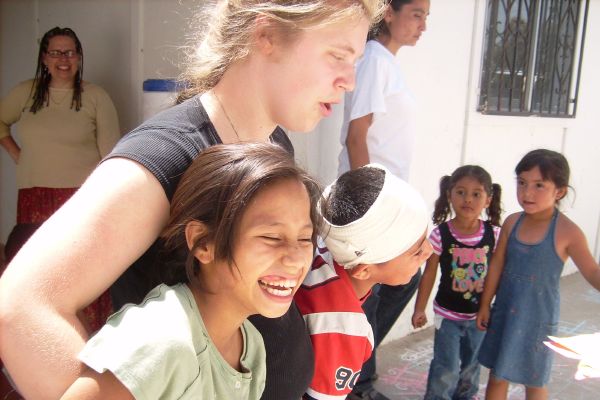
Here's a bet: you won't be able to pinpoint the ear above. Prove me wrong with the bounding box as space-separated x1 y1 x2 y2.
185 221 214 264
253 16 276 56
556 187 567 201
383 4 395 23
347 264 374 281
484 194 492 208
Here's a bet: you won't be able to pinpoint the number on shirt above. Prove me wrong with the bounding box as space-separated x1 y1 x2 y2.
335 367 361 390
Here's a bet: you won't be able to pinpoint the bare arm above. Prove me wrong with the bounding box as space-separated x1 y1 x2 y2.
0 135 20 162
565 221 600 291
476 214 517 331
0 157 169 399
1 82 28 163
345 114 372 170
411 253 439 328
94 87 121 157
60 369 134 400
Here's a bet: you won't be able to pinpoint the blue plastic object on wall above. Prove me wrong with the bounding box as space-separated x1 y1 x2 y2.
142 79 179 92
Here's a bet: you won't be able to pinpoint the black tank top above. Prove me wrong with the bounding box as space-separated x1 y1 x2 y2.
434 221 495 314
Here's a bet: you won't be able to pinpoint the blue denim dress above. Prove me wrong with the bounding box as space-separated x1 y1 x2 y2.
478 209 562 386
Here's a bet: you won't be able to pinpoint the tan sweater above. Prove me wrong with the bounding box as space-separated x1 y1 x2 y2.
0 79 121 188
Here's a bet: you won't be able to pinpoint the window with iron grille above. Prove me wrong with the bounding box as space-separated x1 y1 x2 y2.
478 0 589 117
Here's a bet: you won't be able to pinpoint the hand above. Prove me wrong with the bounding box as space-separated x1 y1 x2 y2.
476 306 490 331
412 311 427 329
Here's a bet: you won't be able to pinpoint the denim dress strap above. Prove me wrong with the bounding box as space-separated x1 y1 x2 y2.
478 208 564 386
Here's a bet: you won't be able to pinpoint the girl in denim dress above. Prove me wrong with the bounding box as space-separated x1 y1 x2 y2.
477 149 600 400
412 165 502 400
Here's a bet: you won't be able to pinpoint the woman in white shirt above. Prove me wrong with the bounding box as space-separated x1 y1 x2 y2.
338 1 430 399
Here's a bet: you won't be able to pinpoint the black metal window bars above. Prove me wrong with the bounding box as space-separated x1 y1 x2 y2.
478 0 589 117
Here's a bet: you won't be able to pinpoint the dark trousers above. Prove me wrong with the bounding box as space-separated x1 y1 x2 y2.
353 269 422 392
3 223 41 264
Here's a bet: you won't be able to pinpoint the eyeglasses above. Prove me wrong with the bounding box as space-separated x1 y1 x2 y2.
46 49 78 58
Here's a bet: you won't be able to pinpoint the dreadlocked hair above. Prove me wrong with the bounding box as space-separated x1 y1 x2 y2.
30 27 84 113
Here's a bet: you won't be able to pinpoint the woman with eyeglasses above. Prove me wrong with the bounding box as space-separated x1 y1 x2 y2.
0 27 120 331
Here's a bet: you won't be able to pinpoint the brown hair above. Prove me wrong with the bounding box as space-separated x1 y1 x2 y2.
30 27 83 113
160 142 323 287
515 148 571 205
432 165 503 226
178 0 386 101
368 0 414 40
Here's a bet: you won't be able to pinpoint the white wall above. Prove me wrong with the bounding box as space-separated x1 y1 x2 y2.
291 0 600 343
0 0 36 244
2 0 600 343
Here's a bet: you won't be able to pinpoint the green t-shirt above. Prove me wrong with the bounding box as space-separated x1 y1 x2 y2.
79 283 266 399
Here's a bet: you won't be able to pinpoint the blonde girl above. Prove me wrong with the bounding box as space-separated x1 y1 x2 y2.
0 2 386 399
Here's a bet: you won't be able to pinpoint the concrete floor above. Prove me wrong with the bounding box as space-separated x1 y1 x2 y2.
372 272 600 399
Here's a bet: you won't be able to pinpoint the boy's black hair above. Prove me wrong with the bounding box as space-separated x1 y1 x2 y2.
324 166 385 226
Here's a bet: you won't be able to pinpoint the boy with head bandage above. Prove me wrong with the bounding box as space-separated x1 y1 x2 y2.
296 164 432 400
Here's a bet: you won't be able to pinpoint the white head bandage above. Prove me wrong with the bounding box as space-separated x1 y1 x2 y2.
322 164 428 269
